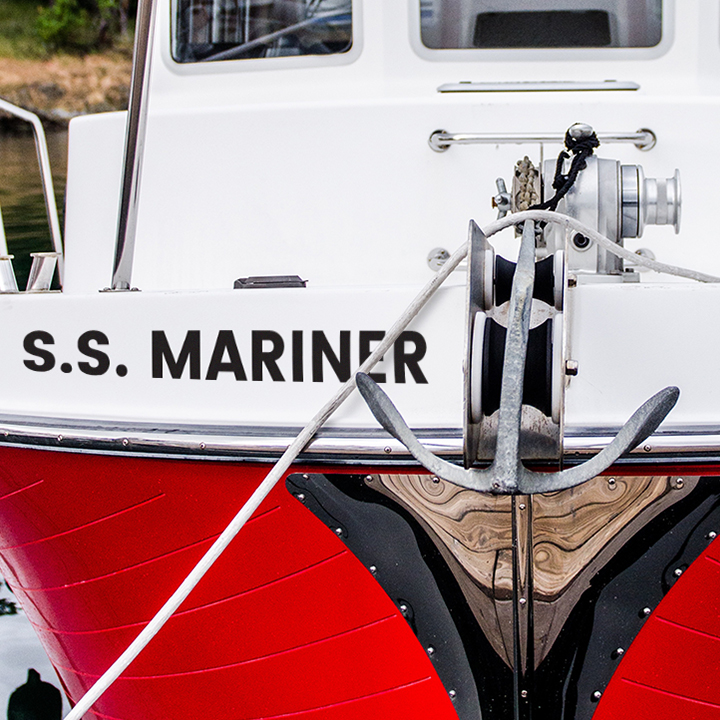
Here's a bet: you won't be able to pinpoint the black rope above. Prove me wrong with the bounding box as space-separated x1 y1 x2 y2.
530 128 600 212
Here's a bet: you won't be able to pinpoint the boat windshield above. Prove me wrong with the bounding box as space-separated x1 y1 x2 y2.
419 0 663 50
173 0 352 63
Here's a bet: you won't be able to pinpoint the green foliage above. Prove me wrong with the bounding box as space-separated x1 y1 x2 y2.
0 0 48 58
36 0 132 53
37 0 92 52
0 0 134 56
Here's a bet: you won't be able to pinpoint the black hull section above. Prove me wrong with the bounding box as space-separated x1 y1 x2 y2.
289 473 720 719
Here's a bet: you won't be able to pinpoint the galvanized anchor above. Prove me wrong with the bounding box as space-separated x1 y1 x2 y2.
357 219 679 494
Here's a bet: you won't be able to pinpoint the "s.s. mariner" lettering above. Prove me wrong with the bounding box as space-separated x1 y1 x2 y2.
21 329 429 384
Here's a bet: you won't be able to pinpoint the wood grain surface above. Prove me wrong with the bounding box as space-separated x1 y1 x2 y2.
370 473 695 667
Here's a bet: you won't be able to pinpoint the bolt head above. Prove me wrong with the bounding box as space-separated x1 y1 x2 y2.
449 690 457 700
640 607 652 617
427 247 451 271
565 360 579 376
521 690 528 699
709 531 718 540
519 597 527 605
519 503 526 510
674 568 683 577
335 528 343 537
592 690 603 701
384 446 392 454
296 493 305 501
369 565 377 574
427 646 435 656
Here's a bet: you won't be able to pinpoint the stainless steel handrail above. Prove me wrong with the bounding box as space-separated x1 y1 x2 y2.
111 0 156 290
0 98 64 286
429 128 656 152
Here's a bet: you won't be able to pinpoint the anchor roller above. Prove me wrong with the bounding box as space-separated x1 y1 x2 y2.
357 220 679 495
357 125 682 492
463 220 565 465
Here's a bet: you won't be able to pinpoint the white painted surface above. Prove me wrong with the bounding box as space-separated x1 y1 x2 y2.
62 1 720 293
0 282 465 427
35 0 720 449
0 274 717 437
565 282 720 428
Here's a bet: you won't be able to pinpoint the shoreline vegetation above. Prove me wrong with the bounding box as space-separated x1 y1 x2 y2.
0 52 132 129
0 0 134 130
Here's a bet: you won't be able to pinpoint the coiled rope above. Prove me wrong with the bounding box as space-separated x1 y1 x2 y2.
530 127 600 212
63 209 718 720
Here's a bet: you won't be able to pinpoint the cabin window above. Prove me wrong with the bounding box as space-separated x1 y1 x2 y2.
173 0 352 63
420 1 663 50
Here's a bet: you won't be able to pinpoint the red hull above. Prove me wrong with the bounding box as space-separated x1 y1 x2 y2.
0 446 456 719
596 533 720 720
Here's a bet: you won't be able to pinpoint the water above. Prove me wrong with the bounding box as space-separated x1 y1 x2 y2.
0 129 67 290
0 129 69 713
0 592 67 716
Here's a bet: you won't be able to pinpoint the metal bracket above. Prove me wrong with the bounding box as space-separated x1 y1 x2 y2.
357 220 679 494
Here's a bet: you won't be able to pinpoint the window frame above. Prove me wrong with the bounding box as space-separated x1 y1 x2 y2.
410 0 674 63
168 0 361 71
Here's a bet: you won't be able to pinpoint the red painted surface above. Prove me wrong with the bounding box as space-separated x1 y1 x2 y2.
0 447 458 720
595 536 720 720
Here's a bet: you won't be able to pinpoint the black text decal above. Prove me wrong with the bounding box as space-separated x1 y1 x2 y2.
23 330 127 376
151 330 429 384
23 331 55 372
77 331 110 376
152 330 200 379
205 331 247 381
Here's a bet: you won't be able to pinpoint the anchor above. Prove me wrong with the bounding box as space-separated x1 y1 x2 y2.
357 219 679 495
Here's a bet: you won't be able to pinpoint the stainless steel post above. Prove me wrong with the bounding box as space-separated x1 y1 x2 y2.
26 252 60 291
0 256 18 293
111 0 157 290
